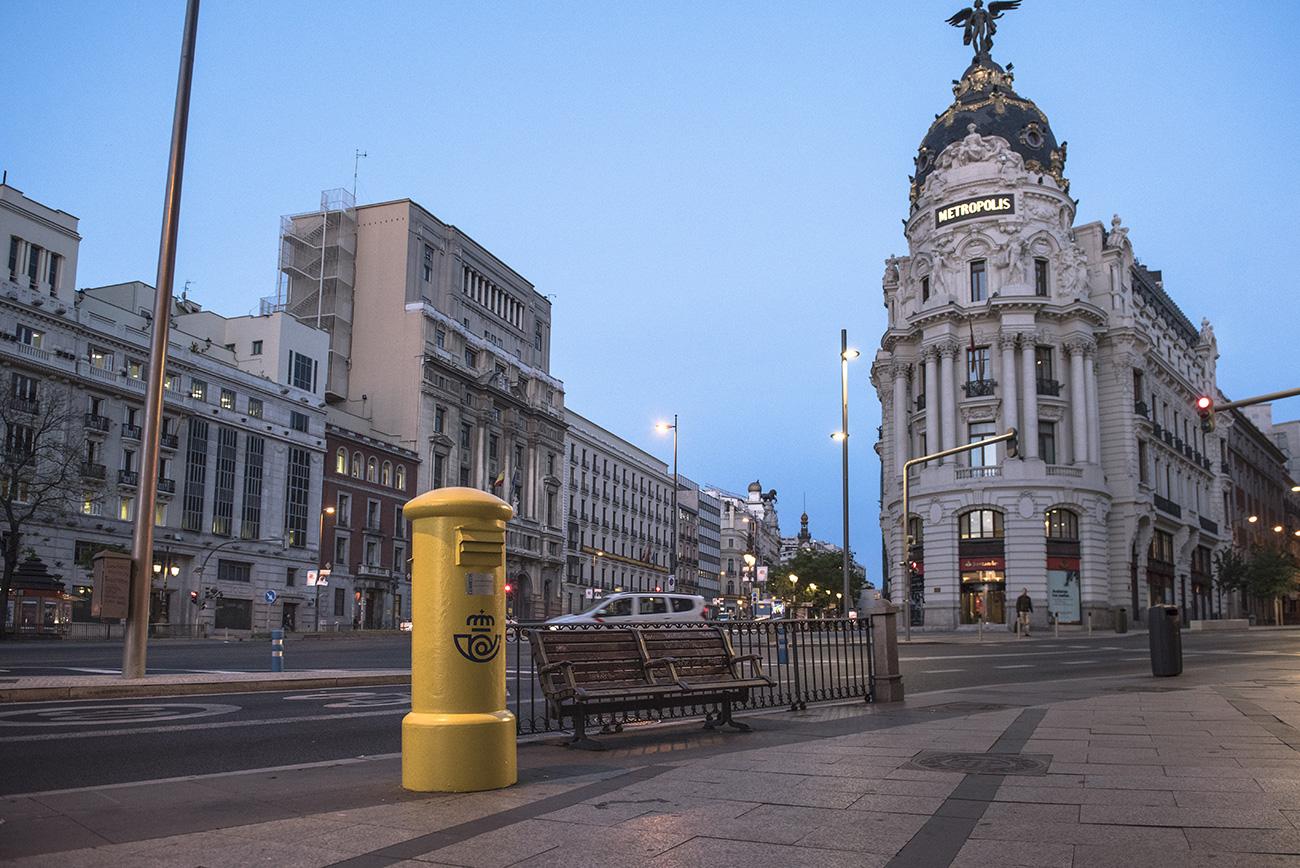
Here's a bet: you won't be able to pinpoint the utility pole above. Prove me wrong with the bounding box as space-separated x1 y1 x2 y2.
123 0 201 679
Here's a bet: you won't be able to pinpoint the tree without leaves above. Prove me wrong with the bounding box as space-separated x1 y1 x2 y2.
0 381 104 639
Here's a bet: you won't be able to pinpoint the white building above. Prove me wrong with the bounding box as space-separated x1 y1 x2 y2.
871 45 1224 630
562 409 673 614
1 183 329 636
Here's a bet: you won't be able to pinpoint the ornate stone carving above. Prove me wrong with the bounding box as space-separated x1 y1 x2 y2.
934 123 1022 171
938 340 962 359
999 333 1019 350
997 238 1029 285
884 255 901 285
1105 213 1129 250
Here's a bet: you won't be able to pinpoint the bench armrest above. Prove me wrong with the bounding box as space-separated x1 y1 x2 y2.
731 654 761 664
642 655 680 683
538 659 578 694
730 653 764 678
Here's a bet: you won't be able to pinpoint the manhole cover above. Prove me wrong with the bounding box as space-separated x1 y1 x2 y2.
905 751 1050 776
916 702 1017 714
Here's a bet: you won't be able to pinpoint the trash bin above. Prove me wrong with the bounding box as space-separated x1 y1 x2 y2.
1148 605 1182 677
1115 607 1128 634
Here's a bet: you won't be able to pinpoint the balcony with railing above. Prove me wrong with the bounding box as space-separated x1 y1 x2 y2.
1036 378 1062 397
1134 400 1149 418
1199 516 1219 534
157 477 176 494
1047 465 1084 478
80 462 107 480
1154 494 1181 518
160 433 179 450
10 397 39 415
122 424 142 441
955 466 1001 480
961 379 997 398
84 413 111 434
117 469 139 487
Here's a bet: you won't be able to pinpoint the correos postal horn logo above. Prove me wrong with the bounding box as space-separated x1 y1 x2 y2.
453 610 500 663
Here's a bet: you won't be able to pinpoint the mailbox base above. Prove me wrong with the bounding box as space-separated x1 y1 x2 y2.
402 710 517 792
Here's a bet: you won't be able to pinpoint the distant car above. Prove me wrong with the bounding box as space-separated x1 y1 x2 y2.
399 620 413 632
545 592 707 625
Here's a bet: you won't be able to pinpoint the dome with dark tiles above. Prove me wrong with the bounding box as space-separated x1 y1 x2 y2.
910 57 1066 206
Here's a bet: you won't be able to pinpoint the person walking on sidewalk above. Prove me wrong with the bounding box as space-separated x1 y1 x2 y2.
1016 588 1033 637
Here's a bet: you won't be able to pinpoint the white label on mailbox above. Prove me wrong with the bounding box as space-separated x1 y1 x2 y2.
465 573 495 596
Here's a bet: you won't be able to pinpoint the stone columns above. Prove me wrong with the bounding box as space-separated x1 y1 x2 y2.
1068 341 1089 465
999 333 1019 437
1019 334 1039 460
892 363 909 477
1085 347 1101 465
939 342 958 457
923 348 940 460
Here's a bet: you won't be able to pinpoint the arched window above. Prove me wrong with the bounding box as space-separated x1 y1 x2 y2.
381 461 392 487
1045 508 1079 540
366 457 378 482
395 465 407 491
335 447 347 475
350 452 362 478
958 509 1004 540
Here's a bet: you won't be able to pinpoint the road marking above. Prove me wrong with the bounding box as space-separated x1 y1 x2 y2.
921 668 965 674
900 648 1134 662
0 702 240 727
65 667 122 674
994 664 1033 669
1061 660 1096 666
0 707 408 744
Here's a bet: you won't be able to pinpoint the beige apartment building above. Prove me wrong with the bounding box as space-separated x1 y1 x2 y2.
271 190 567 618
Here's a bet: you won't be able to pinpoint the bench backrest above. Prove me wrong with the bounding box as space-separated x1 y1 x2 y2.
530 628 649 691
639 627 735 681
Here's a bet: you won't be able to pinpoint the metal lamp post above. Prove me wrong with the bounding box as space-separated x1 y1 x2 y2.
314 506 335 631
832 330 859 617
655 416 679 591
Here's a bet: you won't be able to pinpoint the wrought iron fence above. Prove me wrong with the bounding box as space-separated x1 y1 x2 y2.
504 618 874 736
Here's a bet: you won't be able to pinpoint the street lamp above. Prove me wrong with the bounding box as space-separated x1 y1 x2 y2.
1248 515 1259 523
655 415 679 591
315 506 336 631
834 330 858 617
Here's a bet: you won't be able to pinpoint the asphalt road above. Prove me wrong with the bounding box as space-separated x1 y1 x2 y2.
2 629 1297 797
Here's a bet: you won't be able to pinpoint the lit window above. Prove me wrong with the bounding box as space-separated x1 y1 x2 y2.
381 461 393 486
16 324 42 348
1044 508 1078 540
119 496 135 522
247 397 263 419
220 389 235 410
367 457 377 483
335 447 347 474
395 464 407 491
190 379 207 401
958 509 1003 540
88 347 113 370
127 359 144 380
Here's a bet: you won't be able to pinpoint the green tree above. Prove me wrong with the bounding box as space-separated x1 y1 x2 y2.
1246 545 1299 625
777 548 869 610
1213 547 1250 595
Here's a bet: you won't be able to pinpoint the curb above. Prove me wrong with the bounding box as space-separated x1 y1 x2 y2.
0 672 410 703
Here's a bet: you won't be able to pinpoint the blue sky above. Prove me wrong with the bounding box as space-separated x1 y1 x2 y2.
4 1 1299 582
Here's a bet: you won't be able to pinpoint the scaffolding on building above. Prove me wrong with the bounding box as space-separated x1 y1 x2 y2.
263 188 357 403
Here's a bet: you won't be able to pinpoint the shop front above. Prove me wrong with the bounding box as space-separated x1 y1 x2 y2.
959 557 1005 625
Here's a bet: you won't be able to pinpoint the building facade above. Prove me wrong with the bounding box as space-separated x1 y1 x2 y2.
674 476 701 594
272 191 567 619
707 481 781 613
871 44 1224 630
561 409 672 615
2 183 329 636
322 412 419 630
696 486 722 598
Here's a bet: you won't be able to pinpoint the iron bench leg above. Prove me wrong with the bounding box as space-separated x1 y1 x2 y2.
717 698 752 732
567 709 607 751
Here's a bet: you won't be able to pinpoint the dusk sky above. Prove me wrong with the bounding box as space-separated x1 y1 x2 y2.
4 1 1298 584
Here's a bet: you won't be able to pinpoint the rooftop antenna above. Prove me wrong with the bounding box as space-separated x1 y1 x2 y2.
352 149 368 201
182 279 191 301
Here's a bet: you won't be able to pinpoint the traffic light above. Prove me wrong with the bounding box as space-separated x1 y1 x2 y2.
1196 395 1215 433
503 583 513 594
1005 427 1019 459
189 590 200 605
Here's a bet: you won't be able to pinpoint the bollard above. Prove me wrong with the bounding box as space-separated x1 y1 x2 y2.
1087 611 1093 636
270 628 284 672
402 487 515 792
1053 613 1060 639
978 617 983 641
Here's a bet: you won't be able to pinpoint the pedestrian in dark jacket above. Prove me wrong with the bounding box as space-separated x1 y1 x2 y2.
1015 589 1033 637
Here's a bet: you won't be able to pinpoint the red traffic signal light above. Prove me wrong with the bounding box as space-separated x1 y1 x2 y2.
504 583 513 594
189 590 200 605
1195 396 1215 432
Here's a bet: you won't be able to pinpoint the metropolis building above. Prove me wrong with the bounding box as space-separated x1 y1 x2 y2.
872 33 1225 629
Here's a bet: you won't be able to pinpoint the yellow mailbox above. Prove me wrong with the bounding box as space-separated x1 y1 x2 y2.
402 487 516 792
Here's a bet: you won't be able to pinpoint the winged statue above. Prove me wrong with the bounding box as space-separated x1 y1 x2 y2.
946 0 1022 60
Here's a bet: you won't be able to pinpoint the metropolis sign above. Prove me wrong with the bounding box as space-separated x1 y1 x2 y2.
935 194 1014 228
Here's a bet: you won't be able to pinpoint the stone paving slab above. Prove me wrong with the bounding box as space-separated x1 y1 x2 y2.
5 663 1300 868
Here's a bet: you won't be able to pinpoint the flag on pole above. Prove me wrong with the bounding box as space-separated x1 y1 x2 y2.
492 469 505 489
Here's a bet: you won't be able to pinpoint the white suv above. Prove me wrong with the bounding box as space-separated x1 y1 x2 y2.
545 593 707 625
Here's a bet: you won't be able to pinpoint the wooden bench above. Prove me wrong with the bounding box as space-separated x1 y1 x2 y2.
529 625 772 749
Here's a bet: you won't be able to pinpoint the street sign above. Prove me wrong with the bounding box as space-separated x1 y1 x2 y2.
307 570 330 587
584 588 594 599
265 590 277 604
755 566 768 583
666 575 676 591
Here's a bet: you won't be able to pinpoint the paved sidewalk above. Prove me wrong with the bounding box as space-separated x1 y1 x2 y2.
0 669 409 703
4 657 1300 867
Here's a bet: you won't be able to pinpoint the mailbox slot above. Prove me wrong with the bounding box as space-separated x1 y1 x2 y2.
456 527 506 567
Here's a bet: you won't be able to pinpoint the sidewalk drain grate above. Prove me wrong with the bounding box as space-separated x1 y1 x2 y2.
916 701 1018 714
905 750 1050 776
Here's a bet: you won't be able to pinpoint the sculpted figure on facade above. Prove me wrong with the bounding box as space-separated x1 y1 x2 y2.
1106 213 1129 250
1059 244 1089 299
884 255 901 286
934 123 1007 170
997 237 1029 286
